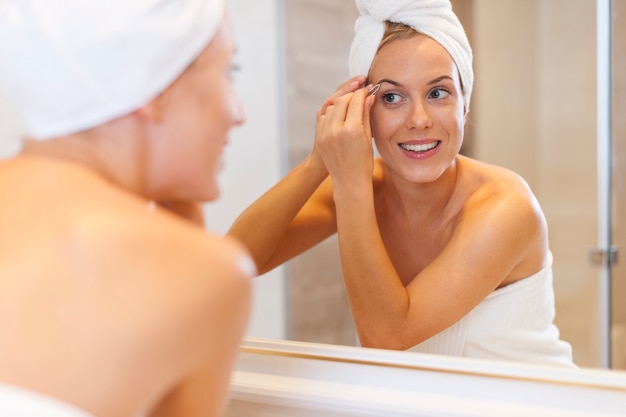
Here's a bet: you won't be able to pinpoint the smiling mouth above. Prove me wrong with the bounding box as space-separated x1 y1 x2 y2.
399 141 441 153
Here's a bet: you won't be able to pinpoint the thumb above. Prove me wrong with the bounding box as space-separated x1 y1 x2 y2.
363 93 375 139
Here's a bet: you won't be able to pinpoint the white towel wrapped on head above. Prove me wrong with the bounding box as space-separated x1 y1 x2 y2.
349 0 473 112
0 0 224 140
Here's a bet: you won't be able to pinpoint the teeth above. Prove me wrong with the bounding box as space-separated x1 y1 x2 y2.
400 141 438 152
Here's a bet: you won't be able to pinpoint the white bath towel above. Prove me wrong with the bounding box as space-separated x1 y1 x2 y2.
408 252 577 368
348 0 473 111
0 383 95 417
0 0 224 140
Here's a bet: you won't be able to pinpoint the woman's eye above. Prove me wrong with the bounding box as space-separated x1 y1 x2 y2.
429 88 450 99
381 92 402 104
228 63 241 80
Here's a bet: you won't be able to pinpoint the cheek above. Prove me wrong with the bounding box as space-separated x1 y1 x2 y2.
370 106 403 139
449 108 465 138
431 105 463 132
203 86 242 132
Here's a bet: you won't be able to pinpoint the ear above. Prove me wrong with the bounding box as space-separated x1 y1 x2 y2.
135 89 171 123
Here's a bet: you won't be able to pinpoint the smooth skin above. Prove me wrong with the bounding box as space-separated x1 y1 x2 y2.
229 33 547 350
0 12 253 417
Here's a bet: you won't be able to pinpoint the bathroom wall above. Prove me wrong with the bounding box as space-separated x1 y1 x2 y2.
0 88 23 157
283 0 358 345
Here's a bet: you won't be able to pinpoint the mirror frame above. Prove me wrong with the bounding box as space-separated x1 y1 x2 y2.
227 338 626 417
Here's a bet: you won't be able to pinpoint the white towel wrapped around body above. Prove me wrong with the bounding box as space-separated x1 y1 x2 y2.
0 0 224 140
0 383 95 417
348 0 473 111
409 252 576 368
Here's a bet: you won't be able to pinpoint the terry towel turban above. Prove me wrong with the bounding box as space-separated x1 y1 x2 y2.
348 0 473 112
0 0 224 140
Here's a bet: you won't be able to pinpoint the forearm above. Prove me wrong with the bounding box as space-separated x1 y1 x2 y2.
333 184 410 349
228 156 329 273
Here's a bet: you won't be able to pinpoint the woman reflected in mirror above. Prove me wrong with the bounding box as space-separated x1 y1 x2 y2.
229 0 576 368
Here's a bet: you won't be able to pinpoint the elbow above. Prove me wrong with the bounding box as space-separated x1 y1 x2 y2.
358 330 420 352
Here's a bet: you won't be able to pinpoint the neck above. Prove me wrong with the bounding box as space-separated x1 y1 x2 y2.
19 118 151 198
381 158 460 225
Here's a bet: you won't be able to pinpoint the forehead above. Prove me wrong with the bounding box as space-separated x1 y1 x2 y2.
192 14 234 67
370 34 459 83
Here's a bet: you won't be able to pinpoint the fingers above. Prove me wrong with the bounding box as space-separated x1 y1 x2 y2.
317 85 374 150
331 86 372 129
323 91 353 128
317 75 366 117
363 92 376 139
345 87 376 141
344 87 368 126
332 75 367 100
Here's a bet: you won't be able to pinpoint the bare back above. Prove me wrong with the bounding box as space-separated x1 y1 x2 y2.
0 157 252 417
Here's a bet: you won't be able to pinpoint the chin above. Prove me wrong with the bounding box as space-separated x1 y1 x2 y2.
200 184 221 203
167 183 220 204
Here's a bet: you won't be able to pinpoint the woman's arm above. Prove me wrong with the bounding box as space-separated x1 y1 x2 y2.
228 156 335 274
337 179 546 350
228 76 366 274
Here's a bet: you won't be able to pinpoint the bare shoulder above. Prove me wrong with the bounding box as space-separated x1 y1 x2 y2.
457 155 542 215
453 156 548 278
0 158 253 413
72 181 256 295
0 156 254 314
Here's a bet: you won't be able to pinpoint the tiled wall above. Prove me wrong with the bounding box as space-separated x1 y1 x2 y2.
284 0 358 345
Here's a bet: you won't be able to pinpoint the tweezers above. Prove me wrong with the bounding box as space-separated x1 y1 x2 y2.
368 84 381 96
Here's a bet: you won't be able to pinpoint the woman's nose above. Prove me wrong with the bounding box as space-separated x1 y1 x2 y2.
407 99 433 130
232 95 246 126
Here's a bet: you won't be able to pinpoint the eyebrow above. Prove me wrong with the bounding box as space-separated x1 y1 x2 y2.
375 78 401 87
375 75 454 87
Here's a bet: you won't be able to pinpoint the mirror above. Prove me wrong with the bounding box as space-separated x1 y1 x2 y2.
262 0 625 371
0 0 622 373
